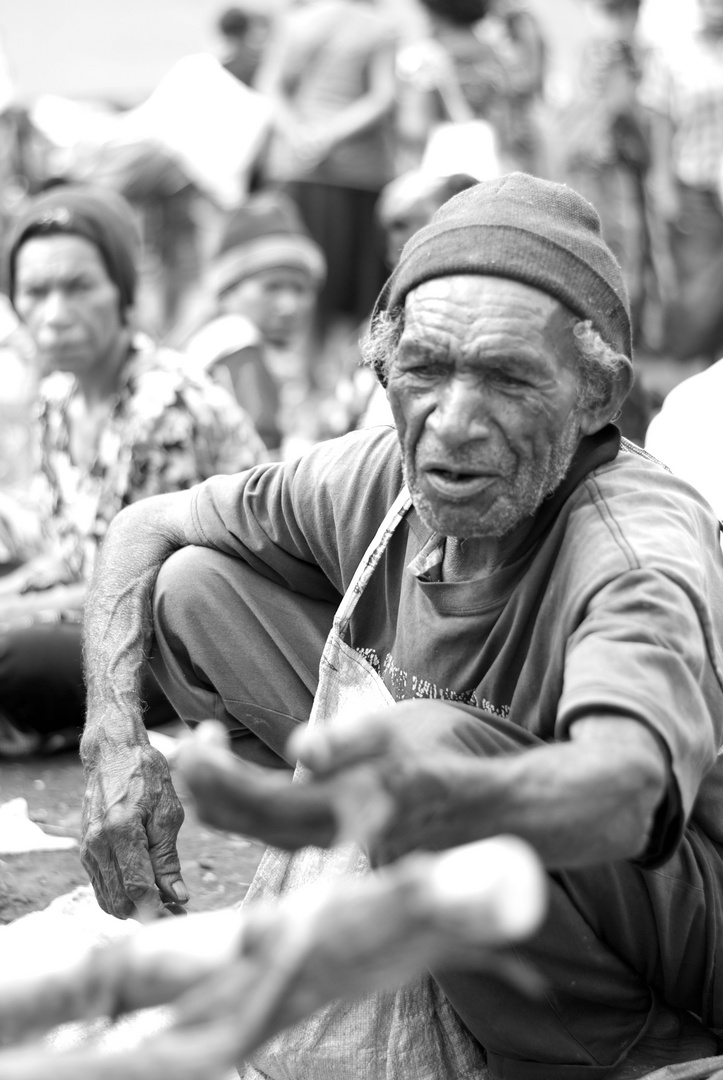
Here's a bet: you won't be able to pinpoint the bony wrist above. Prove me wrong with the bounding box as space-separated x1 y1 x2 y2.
79 716 145 772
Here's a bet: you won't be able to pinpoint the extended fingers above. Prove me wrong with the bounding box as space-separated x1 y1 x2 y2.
177 726 336 850
146 813 188 909
289 712 394 777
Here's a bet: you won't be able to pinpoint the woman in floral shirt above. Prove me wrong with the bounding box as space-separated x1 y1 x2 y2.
0 184 266 755
35 334 263 585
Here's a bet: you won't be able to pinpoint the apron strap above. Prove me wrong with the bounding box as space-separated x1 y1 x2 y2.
334 485 412 638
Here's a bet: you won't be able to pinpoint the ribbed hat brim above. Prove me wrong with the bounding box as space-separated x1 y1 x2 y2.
210 234 327 297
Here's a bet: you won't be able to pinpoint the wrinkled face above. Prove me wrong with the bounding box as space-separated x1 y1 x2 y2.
14 234 124 377
386 276 584 539
220 266 317 346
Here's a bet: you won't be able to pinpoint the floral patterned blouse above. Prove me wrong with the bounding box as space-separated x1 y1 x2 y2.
32 334 266 581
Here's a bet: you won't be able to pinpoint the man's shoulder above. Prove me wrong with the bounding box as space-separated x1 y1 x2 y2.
564 439 723 577
582 438 717 522
294 425 401 494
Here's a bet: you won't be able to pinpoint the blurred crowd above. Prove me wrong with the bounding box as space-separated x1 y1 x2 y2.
0 0 723 753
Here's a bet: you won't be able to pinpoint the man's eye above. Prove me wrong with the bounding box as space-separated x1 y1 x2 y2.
19 285 46 300
400 359 443 379
493 371 527 389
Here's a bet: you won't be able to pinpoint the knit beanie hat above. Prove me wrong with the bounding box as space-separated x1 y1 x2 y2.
376 172 632 372
209 191 326 298
6 184 140 315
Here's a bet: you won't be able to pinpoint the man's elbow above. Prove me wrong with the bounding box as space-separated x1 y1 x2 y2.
105 490 192 548
571 716 671 863
613 736 671 863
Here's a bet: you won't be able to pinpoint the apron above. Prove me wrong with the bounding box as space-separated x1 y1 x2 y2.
238 486 488 1080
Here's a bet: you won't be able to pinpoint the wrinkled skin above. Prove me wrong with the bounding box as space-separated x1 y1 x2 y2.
81 741 188 919
386 276 591 558
178 699 667 873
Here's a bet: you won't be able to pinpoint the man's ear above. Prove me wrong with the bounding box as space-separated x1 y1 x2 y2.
578 362 635 436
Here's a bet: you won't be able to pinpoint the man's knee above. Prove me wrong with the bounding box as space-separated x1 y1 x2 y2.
153 546 230 636
396 701 543 760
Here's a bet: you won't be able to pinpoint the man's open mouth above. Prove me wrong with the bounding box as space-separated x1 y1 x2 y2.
423 468 498 500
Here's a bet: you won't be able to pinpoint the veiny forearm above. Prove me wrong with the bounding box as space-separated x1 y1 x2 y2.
81 492 192 763
297 704 671 869
432 717 669 868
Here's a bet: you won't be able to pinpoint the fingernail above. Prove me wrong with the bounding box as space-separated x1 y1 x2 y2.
171 881 189 903
163 901 188 917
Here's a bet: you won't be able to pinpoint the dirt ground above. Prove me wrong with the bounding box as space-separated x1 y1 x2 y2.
0 742 265 925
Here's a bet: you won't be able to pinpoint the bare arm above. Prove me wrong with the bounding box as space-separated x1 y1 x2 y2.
80 490 194 920
298 705 669 867
178 704 670 870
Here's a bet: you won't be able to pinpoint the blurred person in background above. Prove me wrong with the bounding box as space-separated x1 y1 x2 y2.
0 185 266 757
558 0 653 349
638 0 723 364
377 169 480 268
333 169 480 434
254 0 397 349
396 0 547 180
216 5 270 88
183 190 326 458
83 140 203 340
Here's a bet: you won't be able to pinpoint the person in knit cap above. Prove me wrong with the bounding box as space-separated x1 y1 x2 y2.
183 190 326 456
0 183 266 757
81 173 723 1077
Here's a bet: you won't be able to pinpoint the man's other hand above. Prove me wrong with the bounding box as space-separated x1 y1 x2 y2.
290 702 459 863
177 708 460 864
81 741 188 920
175 722 337 851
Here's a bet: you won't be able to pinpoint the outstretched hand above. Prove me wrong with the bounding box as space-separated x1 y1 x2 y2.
177 704 462 864
175 722 337 851
81 740 188 920
291 701 460 863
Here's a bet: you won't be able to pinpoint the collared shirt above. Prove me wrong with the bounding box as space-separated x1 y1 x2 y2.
32 333 266 580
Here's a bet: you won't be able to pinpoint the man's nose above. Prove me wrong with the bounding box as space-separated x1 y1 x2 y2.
276 290 302 316
427 379 492 445
276 291 296 313
42 289 73 325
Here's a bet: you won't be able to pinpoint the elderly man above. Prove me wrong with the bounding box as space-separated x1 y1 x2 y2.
0 183 265 756
80 174 723 1078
